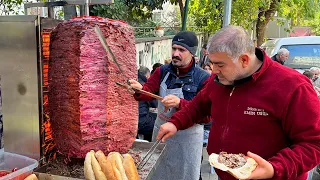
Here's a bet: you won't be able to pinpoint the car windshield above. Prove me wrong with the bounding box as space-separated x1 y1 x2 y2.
282 44 320 69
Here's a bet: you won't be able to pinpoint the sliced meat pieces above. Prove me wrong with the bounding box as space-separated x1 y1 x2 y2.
217 152 247 169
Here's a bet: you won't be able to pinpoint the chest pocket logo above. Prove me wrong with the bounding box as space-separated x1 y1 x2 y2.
244 107 269 116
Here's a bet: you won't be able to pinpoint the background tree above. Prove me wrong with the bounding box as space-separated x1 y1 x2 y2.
188 0 223 41
189 0 320 46
298 11 320 35
91 0 187 25
0 0 27 15
255 0 319 46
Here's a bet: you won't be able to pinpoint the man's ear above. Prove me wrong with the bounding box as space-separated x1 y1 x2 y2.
239 54 250 68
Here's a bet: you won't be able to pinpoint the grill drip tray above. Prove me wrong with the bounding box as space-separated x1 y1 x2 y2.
34 141 166 180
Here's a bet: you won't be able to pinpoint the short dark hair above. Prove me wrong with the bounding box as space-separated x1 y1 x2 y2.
202 43 207 49
151 63 163 74
152 63 162 71
138 66 150 76
202 60 213 69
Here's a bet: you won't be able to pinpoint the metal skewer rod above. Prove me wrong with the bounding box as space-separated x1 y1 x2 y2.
137 140 161 170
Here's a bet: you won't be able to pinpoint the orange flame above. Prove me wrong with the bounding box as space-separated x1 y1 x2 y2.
41 31 57 161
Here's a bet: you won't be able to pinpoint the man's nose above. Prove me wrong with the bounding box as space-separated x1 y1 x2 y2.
173 50 180 57
211 65 220 74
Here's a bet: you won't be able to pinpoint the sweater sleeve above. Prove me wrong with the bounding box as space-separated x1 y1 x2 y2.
133 67 161 101
268 83 320 179
169 79 212 130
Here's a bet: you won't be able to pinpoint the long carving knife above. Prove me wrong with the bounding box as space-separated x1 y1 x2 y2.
115 82 163 101
94 25 130 84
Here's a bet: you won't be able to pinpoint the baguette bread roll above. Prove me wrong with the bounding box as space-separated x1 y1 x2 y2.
122 154 139 180
96 150 119 180
109 152 124 161
107 152 128 180
209 153 257 179
24 174 38 180
84 151 96 180
90 150 108 180
112 162 123 180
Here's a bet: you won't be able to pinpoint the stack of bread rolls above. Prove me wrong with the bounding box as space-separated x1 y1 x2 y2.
84 150 139 180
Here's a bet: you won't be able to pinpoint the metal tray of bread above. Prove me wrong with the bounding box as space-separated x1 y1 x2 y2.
34 141 166 180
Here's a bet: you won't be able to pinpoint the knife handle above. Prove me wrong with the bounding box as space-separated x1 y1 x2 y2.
134 88 163 101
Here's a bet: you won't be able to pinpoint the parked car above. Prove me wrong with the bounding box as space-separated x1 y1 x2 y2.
261 36 320 73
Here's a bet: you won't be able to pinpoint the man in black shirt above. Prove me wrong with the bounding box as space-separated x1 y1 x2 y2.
271 48 289 65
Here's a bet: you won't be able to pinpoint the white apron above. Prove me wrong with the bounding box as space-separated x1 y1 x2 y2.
151 72 203 180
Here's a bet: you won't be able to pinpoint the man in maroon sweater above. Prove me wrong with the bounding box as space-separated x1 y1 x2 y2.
156 25 320 180
129 31 210 180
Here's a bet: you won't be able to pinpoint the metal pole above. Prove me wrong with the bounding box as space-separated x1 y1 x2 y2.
64 6 77 20
181 0 190 31
223 0 232 27
85 0 90 16
80 5 85 16
47 0 55 18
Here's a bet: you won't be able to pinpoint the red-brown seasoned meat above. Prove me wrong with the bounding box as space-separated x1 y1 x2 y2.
48 17 138 158
217 152 247 169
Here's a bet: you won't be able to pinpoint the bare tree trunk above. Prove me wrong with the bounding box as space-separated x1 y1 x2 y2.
256 8 268 47
256 0 279 46
217 2 223 29
178 0 184 24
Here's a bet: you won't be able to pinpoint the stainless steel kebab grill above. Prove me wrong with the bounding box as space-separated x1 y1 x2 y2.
0 14 166 180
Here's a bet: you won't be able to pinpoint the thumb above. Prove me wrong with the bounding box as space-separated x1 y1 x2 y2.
156 129 165 141
164 106 169 112
162 133 171 142
247 151 263 164
161 131 172 142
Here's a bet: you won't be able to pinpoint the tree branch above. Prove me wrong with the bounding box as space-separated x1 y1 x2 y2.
178 0 184 24
264 0 279 21
256 0 280 46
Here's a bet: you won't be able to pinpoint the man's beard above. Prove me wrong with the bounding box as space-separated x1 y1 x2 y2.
313 76 319 82
172 56 183 67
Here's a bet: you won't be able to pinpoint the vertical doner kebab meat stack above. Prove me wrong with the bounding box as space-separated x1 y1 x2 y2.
48 17 138 158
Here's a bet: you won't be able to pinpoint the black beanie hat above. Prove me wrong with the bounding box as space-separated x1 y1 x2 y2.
172 31 198 56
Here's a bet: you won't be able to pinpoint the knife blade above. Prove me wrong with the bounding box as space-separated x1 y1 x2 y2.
94 26 130 84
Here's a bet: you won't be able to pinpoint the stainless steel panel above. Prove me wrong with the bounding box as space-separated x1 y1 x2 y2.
0 15 41 160
34 172 83 180
131 141 166 180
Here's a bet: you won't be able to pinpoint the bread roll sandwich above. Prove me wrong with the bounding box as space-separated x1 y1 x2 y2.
85 150 140 180
24 174 38 180
122 154 139 180
84 151 96 180
90 150 108 180
209 152 257 179
107 152 128 180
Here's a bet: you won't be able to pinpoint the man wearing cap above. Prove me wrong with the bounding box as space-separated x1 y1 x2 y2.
129 31 210 180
